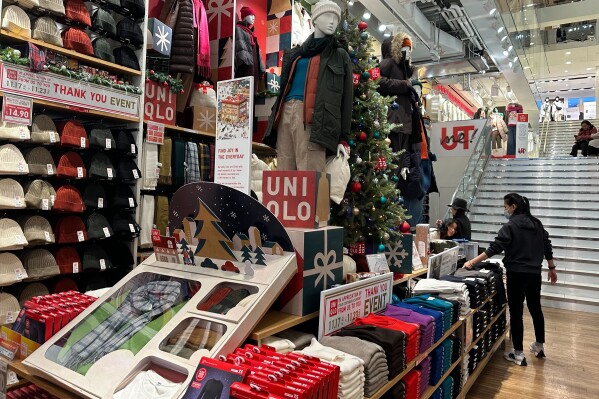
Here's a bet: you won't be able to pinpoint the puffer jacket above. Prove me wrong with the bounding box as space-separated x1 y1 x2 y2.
161 0 195 74
378 35 415 138
235 21 265 83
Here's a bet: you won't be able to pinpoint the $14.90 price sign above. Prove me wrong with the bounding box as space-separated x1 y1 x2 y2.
1 94 32 126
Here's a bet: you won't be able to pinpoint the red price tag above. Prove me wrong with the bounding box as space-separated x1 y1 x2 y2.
2 94 32 125
369 67 380 80
352 73 360 87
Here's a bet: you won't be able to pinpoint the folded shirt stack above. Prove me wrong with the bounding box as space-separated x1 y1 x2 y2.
277 329 315 350
404 295 454 334
415 355 431 394
353 314 420 363
384 304 436 353
413 279 471 316
440 339 454 374
261 336 296 354
431 375 454 399
335 324 406 379
430 344 445 385
321 335 389 397
450 365 462 399
461 353 470 388
381 381 405 399
402 369 421 399
454 268 498 297
391 302 444 342
442 275 488 308
300 338 365 399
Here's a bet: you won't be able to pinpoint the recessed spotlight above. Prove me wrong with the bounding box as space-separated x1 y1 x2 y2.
348 0 354 5
379 24 386 32
508 45 513 51
523 66 530 69
513 56 518 62
530 42 535 45
500 35 508 42
503 50 509 56
384 32 391 37
564 70 568 73
363 11 371 19
509 62 513 67
587 67 593 71
566 61 572 65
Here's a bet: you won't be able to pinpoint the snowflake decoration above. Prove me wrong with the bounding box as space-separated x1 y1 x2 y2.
229 211 237 219
268 21 278 35
155 25 171 53
197 109 216 131
262 215 270 222
268 77 280 93
261 233 268 242
386 243 408 266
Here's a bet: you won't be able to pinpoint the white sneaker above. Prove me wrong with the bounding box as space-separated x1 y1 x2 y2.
504 350 527 366
529 342 546 358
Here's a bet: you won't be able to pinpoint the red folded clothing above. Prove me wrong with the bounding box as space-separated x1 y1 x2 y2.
402 369 421 399
354 314 421 362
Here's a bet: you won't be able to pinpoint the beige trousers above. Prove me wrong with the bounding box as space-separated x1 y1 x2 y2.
276 100 326 172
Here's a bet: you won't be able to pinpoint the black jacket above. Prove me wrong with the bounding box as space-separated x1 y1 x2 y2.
235 21 265 84
453 211 471 240
484 214 553 274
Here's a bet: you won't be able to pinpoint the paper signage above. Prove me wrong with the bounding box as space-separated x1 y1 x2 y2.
515 113 529 158
366 254 389 273
144 80 176 125
214 77 253 194
146 121 165 145
0 63 139 118
319 273 393 339
1 93 32 125
430 119 489 157
427 246 459 279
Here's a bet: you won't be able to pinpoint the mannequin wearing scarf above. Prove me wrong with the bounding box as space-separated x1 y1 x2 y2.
235 7 265 89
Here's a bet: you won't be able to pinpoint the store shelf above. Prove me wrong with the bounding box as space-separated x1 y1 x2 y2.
461 330 507 398
366 318 463 399
393 268 428 285
9 360 82 399
0 91 140 123
471 292 496 313
0 30 142 76
249 310 319 341
465 306 506 354
421 357 463 399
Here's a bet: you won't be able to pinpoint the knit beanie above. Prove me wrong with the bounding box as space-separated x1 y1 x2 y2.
90 127 116 150
240 6 256 20
17 0 41 10
112 213 140 236
109 242 134 268
38 0 66 15
19 283 49 306
120 0 145 20
0 293 21 325
0 253 27 286
58 120 89 148
64 0 91 26
86 213 113 239
83 244 113 271
31 114 59 144
83 182 107 209
32 17 63 47
57 151 87 178
1 6 31 38
55 215 87 243
0 218 27 250
0 144 29 174
52 277 79 293
62 28 94 56
0 179 25 209
113 185 137 208
54 184 86 213
21 249 60 280
311 0 340 23
0 121 30 141
117 158 141 180
116 130 138 155
24 147 56 176
113 46 140 70
20 215 54 244
92 8 117 37
93 38 115 63
55 246 82 274
89 153 115 179
117 19 143 46
24 180 55 210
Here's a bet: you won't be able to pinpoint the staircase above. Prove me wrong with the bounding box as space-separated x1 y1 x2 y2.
470 154 599 313
539 119 599 157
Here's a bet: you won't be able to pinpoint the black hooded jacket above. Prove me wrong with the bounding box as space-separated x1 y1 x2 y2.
453 211 471 240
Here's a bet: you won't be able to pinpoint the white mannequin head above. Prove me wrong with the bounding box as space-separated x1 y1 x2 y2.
240 6 256 25
244 15 255 24
313 12 339 38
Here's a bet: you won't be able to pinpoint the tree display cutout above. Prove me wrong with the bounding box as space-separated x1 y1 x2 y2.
201 258 218 269
243 260 255 277
221 261 240 273
193 198 238 261
253 247 266 266
241 245 253 263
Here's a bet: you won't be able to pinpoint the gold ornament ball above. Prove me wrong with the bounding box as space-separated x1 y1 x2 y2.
353 207 360 215
384 138 391 145
361 94 367 100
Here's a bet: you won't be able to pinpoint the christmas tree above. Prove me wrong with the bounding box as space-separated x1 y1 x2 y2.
193 199 238 261
331 15 407 254
253 247 266 266
241 245 253 263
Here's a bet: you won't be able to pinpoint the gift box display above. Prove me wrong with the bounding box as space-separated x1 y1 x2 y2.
385 234 414 274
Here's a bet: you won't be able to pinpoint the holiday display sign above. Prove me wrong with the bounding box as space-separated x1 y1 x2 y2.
427 246 459 279
515 113 529 158
144 80 176 125
385 234 413 274
147 18 172 56
278 227 344 316
1 94 32 126
262 171 330 228
430 119 488 157
146 122 164 145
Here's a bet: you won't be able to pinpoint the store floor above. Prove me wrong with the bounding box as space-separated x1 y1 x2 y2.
467 307 599 398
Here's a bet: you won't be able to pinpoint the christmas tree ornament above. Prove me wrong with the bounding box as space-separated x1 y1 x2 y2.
382 174 388 180
398 196 404 204
358 131 367 141
356 157 363 164
373 178 378 184
400 221 411 233
374 120 380 128
349 139 355 146
358 21 368 31
361 71 371 81
378 243 386 253
353 207 360 215
360 94 367 100
371 206 376 212
343 20 349 32
391 102 399 110
373 131 380 138
391 175 399 182
360 32 369 40
351 182 362 193
348 45 354 52
385 137 392 145
383 232 390 241
380 196 387 204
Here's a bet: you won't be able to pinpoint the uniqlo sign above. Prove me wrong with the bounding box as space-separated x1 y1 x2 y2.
430 119 488 157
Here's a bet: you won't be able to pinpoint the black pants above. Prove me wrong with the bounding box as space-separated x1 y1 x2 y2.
506 271 545 351
571 140 589 157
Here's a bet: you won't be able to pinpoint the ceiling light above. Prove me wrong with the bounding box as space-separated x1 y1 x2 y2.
530 42 535 45
507 45 513 51
493 22 504 33
523 66 530 69
587 67 594 71
513 56 518 62
509 61 513 67
566 51 571 55
564 70 568 73
503 50 509 56
348 0 354 5
500 35 508 42
484 1 497 15
566 61 571 65
363 11 371 19
379 24 386 32
384 32 391 37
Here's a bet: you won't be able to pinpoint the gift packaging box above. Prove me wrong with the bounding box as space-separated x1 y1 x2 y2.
415 224 431 266
277 226 344 316
265 72 281 94
385 234 414 274
147 18 172 56
181 357 249 399
192 106 217 135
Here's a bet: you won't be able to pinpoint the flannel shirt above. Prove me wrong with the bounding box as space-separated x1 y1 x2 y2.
199 143 210 181
60 281 183 370
29 43 46 72
209 143 215 181
185 142 201 183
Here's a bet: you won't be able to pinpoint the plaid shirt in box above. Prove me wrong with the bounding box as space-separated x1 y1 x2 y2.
59 281 183 370
185 142 201 183
199 144 210 182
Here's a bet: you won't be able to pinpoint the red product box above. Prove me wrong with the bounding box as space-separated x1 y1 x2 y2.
230 382 285 399
248 375 308 399
181 356 249 399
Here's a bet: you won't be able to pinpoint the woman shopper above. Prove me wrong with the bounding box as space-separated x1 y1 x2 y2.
463 193 557 366
447 198 471 240
570 120 597 157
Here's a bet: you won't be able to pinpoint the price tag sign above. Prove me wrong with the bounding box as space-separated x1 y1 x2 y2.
42 198 49 210
105 138 112 149
77 167 84 178
73 262 79 273
16 162 25 173
80 137 86 148
98 197 104 208
129 223 136 233
146 122 164 145
132 169 139 179
107 168 113 179
49 132 57 143
50 195 55 205
99 259 106 270
128 197 135 208
1 94 32 125
131 144 136 154
44 231 51 242
77 230 85 242
14 197 22 208
103 227 110 238
47 164 54 175
14 235 24 245
14 268 24 280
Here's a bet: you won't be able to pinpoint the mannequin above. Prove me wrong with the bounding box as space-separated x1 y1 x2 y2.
551 96 564 122
539 97 550 122
505 102 523 155
263 0 352 172
235 6 265 89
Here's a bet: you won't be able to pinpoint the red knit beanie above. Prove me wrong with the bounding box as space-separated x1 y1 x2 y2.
240 6 256 21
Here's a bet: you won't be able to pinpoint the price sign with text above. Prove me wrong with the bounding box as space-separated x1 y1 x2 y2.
1 94 32 126
146 121 165 145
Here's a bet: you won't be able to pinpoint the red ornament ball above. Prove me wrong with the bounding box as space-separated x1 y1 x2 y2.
351 182 362 193
358 21 368 31
358 131 367 141
400 221 411 233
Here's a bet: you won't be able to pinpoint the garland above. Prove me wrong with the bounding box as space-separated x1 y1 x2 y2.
46 65 142 94
0 47 29 66
146 70 185 93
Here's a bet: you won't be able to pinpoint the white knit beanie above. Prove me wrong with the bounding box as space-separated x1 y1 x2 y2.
0 253 28 286
24 179 55 210
0 121 31 141
0 293 21 325
1 6 32 38
20 215 54 244
19 283 49 306
0 178 25 209
311 0 341 23
0 218 28 250
21 249 60 280
31 114 59 144
0 144 29 174
32 17 63 47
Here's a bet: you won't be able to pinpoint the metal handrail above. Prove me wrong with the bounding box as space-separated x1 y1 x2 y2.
540 119 550 155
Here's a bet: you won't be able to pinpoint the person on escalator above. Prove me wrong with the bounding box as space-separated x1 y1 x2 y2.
570 120 597 157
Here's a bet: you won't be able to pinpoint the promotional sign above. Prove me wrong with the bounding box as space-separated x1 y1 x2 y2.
319 273 393 339
0 63 139 118
146 121 164 145
430 119 488 157
1 94 32 125
144 79 176 125
515 113 529 158
427 246 459 279
214 77 253 194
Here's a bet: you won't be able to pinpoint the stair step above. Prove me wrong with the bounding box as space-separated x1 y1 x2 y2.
542 281 599 299
541 293 599 314
472 233 599 251
475 195 599 206
470 215 599 230
541 267 599 285
472 224 599 240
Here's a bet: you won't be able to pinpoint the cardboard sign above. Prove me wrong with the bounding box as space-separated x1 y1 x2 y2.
430 119 488 157
262 171 330 228
0 64 139 118
1 93 32 125
146 121 165 145
319 273 393 339
516 113 529 158
427 246 459 279
144 80 176 125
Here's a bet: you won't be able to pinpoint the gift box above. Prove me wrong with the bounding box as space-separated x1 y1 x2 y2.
415 224 430 266
147 18 172 56
385 234 413 274
192 106 217 135
277 226 343 316
266 72 281 94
